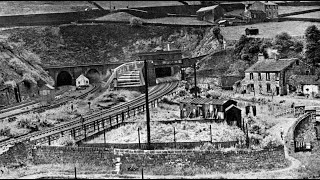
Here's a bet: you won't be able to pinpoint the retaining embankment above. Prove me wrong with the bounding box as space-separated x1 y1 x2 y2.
30 145 286 172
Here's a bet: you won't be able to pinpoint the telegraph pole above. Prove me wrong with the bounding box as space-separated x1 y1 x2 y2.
194 63 198 98
144 59 151 150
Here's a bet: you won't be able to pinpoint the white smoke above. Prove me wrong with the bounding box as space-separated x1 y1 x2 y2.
266 48 279 59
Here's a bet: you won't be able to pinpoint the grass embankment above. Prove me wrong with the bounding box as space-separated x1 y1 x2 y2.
0 89 141 141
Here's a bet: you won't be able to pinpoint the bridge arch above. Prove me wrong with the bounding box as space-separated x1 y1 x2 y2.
56 71 73 87
85 68 101 83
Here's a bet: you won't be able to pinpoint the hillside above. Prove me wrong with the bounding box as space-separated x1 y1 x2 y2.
0 21 222 66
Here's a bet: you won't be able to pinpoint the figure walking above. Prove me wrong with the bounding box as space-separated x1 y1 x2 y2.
280 127 284 140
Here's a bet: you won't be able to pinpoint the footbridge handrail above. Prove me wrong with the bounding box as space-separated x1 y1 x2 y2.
104 61 144 89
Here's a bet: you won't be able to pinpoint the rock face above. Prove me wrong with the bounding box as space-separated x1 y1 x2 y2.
2 23 222 66
0 42 54 105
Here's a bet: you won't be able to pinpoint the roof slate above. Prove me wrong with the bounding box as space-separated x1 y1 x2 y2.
259 1 278 5
245 58 297 72
288 75 320 85
197 5 220 13
179 97 228 105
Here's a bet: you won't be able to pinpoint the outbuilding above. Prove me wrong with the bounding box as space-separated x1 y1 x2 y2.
196 5 225 23
76 74 89 87
39 84 55 96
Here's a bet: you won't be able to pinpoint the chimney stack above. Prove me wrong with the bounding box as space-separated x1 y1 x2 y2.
258 53 264 61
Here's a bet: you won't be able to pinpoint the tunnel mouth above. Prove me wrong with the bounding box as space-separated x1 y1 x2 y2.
155 67 172 78
86 69 101 83
57 71 72 87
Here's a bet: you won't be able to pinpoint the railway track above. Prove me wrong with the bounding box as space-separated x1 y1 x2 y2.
0 84 100 120
0 78 179 147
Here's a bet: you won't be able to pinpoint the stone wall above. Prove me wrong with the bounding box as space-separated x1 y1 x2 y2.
30 145 286 173
0 142 32 166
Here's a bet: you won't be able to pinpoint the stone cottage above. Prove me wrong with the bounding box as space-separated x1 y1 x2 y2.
288 75 320 96
241 53 310 96
249 1 278 19
196 5 225 23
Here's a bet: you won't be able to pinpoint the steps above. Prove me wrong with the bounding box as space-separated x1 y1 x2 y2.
116 70 141 87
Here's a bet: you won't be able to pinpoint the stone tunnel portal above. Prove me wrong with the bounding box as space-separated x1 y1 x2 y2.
86 69 101 83
56 71 73 87
155 67 172 78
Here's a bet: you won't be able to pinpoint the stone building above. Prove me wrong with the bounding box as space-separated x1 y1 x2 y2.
241 53 310 96
196 5 225 23
288 75 320 96
249 1 278 19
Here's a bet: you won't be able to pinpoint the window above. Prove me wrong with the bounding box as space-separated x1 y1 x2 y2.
266 73 270 81
275 73 279 81
258 73 262 81
250 73 253 80
306 70 310 75
296 60 299 65
267 83 271 93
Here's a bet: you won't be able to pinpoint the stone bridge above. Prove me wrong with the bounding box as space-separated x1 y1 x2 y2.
44 63 122 87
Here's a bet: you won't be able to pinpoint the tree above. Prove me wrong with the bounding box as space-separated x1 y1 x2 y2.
273 32 294 54
305 25 320 66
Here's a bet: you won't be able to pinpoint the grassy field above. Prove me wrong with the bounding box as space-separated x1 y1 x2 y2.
288 11 320 18
220 21 320 40
278 6 320 15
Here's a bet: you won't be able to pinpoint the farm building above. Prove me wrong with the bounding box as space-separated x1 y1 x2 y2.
241 53 311 96
245 27 259 35
288 75 320 97
76 74 89 87
196 5 225 23
39 84 54 96
243 9 266 22
179 97 241 127
249 1 278 19
221 75 245 90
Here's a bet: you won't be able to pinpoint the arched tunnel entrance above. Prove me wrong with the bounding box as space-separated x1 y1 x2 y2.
86 69 101 83
56 71 72 87
155 67 172 78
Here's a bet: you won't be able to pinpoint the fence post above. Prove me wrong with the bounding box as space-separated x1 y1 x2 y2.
246 123 249 148
84 124 87 141
210 125 212 142
138 128 141 149
134 107 136 116
104 129 106 145
94 121 96 132
48 136 51 145
109 116 112 127
116 115 119 124
174 127 176 148
73 128 76 139
97 121 100 131
74 166 77 179
122 111 124 122
128 106 130 118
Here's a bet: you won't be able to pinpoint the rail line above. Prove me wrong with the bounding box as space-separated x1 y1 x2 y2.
0 78 179 147
0 84 101 120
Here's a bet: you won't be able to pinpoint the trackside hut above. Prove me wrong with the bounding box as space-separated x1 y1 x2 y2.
76 74 89 87
179 97 238 119
196 5 225 23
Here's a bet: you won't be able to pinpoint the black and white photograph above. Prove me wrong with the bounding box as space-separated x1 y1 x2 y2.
0 0 320 179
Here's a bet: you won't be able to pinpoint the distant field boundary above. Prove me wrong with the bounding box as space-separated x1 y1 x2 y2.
279 8 320 17
279 17 320 23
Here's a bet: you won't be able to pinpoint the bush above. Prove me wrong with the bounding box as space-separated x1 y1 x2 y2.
129 17 144 27
260 135 282 149
56 136 76 146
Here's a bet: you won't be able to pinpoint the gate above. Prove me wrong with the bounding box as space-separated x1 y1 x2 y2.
294 141 312 152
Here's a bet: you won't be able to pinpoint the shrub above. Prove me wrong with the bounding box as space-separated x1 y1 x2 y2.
56 136 76 146
260 135 282 149
129 17 144 27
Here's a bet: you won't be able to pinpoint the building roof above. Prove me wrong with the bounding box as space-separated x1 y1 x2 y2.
225 104 241 111
245 58 297 72
258 1 278 5
179 97 230 105
76 74 89 81
41 84 55 90
288 75 320 85
248 9 266 14
197 5 220 13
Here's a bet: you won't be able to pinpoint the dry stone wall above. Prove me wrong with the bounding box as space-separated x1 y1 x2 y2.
30 145 286 172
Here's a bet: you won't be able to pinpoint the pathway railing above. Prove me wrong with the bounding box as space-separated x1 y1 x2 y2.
103 61 144 89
